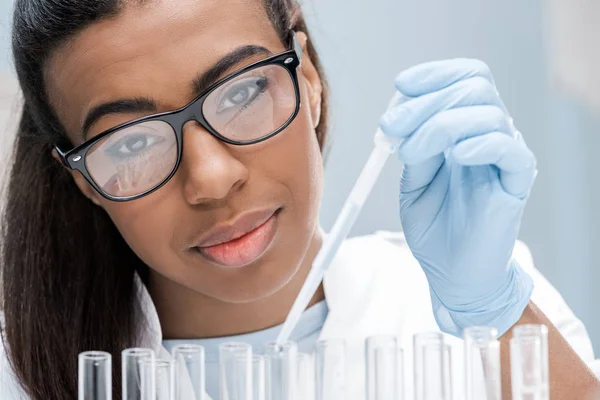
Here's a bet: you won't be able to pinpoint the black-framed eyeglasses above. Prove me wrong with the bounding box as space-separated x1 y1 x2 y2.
55 33 303 202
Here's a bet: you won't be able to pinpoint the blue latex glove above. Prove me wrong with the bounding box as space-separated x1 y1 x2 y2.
379 59 537 337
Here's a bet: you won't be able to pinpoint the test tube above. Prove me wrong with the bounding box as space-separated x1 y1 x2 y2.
122 348 155 400
297 353 316 400
264 341 298 400
140 359 175 400
252 355 266 400
78 351 112 400
219 342 253 400
366 335 403 400
172 344 206 400
413 332 451 400
510 324 549 400
464 327 501 400
316 339 346 400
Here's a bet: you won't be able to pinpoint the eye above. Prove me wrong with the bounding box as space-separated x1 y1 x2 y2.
216 76 269 113
107 134 163 158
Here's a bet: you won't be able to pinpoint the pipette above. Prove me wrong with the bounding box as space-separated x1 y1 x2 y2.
276 126 401 345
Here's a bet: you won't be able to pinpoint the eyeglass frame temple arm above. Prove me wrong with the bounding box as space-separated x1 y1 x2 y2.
291 31 303 64
53 145 72 168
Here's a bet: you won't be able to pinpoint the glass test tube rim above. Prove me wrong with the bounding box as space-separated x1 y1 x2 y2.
264 340 298 354
138 357 176 383
510 335 546 357
297 353 312 361
316 338 347 365
252 354 267 368
367 334 398 344
317 338 346 349
513 324 548 338
172 343 205 362
414 331 445 342
317 338 347 365
463 326 499 343
219 342 253 365
80 350 112 361
219 342 252 353
139 357 176 382
122 347 155 357
140 358 175 367
172 343 205 352
366 334 399 357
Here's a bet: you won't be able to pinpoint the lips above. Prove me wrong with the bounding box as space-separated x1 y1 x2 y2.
190 208 280 267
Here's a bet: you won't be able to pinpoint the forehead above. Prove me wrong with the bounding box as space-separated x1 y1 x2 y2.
45 0 282 141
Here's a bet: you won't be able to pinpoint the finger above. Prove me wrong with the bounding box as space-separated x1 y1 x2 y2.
379 76 502 140
400 154 445 196
386 91 412 109
398 105 511 164
451 132 537 198
399 155 447 229
395 59 494 97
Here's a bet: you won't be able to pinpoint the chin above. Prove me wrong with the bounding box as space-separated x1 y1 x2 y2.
192 260 301 304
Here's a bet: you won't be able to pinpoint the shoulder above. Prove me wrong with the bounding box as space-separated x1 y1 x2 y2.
0 315 29 399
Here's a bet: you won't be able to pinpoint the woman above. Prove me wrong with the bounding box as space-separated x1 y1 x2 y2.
1 0 599 398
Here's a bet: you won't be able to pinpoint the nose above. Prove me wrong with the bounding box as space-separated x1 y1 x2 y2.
179 122 249 205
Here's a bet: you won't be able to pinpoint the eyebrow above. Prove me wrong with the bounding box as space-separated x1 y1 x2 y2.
81 45 273 139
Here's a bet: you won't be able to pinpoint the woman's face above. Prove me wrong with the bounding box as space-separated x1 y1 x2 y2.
46 0 324 303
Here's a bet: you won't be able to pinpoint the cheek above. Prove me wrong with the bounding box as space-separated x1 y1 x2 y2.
263 105 324 227
298 136 324 224
101 199 179 268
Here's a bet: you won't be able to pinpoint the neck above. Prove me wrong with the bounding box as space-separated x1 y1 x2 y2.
149 228 325 339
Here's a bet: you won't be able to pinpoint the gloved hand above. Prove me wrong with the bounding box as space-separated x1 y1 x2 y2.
379 59 537 337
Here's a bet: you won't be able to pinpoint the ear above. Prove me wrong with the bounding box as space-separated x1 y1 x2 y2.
295 32 323 129
52 149 103 207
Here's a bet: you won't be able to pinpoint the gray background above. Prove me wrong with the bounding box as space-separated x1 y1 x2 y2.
1 0 599 351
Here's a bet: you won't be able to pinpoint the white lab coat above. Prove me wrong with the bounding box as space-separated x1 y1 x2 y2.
0 231 598 399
